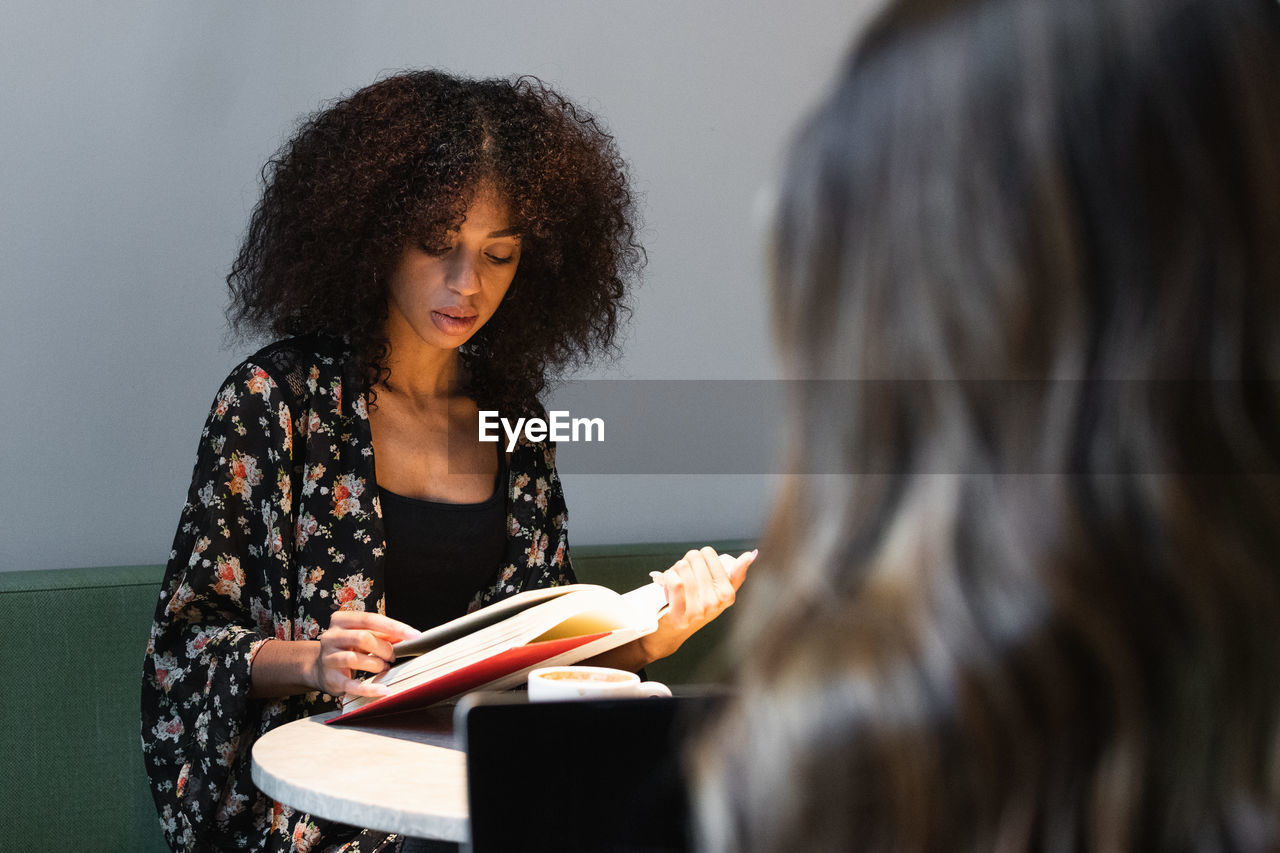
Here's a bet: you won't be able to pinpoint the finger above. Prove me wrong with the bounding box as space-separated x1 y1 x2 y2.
691 547 725 611
700 548 735 604
329 610 422 641
673 553 710 620
321 628 396 665
697 547 728 599
326 648 391 676
328 613 423 644
722 549 758 590
648 571 670 607
663 562 690 622
345 629 397 664
336 675 393 700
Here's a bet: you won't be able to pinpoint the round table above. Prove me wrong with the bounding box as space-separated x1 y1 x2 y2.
251 705 468 842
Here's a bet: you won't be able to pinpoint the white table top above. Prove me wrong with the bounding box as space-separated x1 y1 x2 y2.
250 705 468 842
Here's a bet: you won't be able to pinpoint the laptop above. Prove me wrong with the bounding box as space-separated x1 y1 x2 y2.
455 689 728 853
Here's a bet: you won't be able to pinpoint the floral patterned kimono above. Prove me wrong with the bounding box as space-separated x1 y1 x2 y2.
140 336 575 852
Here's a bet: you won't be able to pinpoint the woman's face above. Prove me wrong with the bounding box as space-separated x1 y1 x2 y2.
386 186 522 354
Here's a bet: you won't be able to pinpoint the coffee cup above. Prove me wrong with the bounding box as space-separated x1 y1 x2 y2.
527 665 671 701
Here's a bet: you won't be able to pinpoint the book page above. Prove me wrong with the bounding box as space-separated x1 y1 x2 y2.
533 584 664 642
620 582 668 618
339 580 671 714
373 586 633 689
392 583 604 659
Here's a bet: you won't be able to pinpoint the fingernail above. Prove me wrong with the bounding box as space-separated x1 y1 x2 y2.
649 571 665 584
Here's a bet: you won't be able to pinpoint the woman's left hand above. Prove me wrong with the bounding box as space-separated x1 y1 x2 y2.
638 547 757 663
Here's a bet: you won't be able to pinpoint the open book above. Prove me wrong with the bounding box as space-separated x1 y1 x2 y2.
326 582 669 725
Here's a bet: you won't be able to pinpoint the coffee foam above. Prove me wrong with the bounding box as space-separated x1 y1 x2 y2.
537 670 632 683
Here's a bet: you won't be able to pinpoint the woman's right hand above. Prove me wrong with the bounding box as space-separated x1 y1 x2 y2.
311 611 421 699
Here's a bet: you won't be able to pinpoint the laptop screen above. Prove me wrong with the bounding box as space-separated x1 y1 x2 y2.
457 691 727 853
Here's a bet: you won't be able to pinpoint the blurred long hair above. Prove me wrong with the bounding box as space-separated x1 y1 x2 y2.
694 0 1280 849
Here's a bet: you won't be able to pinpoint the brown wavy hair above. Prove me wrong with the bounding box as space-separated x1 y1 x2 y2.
227 70 642 412
695 0 1280 850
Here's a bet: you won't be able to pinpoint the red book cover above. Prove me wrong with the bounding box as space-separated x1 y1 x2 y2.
325 632 611 725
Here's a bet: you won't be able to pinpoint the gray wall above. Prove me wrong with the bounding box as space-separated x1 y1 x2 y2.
1 0 870 572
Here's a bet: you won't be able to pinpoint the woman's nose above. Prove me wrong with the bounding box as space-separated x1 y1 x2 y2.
447 255 482 295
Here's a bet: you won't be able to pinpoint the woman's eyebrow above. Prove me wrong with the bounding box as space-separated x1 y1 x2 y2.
487 228 522 238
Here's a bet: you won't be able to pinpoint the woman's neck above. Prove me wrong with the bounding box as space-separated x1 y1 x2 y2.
381 327 463 403
382 352 461 405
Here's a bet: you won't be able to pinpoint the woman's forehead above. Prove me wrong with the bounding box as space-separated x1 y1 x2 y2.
461 192 518 235
413 186 520 237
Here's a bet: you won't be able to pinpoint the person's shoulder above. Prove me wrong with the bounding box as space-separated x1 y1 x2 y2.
211 335 350 411
243 334 348 378
234 334 349 390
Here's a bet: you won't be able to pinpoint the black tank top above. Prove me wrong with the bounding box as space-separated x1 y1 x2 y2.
379 452 508 631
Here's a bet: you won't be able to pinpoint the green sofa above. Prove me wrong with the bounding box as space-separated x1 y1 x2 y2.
0 539 750 850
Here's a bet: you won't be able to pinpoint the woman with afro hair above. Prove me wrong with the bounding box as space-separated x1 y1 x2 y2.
141 70 752 852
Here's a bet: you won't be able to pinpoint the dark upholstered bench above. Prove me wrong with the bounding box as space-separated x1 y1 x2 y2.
0 539 751 850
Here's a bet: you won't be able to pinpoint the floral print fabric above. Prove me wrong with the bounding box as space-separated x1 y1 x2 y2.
141 336 575 852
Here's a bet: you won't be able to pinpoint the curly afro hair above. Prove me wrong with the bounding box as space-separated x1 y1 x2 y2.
227 70 643 412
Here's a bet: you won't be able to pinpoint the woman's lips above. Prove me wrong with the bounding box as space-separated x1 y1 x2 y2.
430 309 479 336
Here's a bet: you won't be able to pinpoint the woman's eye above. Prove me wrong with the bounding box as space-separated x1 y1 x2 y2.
419 241 451 257
485 252 515 265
